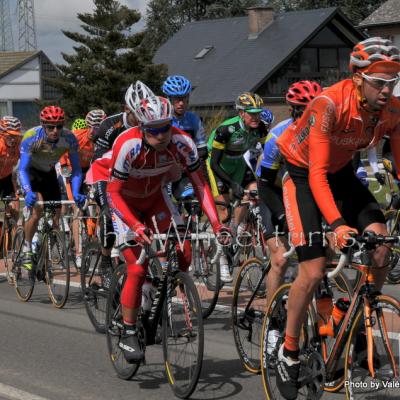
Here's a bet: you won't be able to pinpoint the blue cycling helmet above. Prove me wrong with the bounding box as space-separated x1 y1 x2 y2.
162 75 192 96
260 108 274 125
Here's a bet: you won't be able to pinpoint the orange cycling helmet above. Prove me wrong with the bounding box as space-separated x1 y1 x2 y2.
0 116 22 135
40 106 65 124
349 37 400 74
286 80 322 106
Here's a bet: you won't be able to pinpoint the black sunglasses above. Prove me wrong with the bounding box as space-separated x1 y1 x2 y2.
44 124 64 130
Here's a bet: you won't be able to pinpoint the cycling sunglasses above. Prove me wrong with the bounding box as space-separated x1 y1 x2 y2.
361 73 400 90
143 124 172 135
44 124 64 130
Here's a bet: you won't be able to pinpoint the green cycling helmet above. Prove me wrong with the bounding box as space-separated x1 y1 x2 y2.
71 118 87 130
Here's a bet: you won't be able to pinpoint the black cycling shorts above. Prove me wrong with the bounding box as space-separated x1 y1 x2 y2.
30 167 61 204
0 174 15 197
284 162 385 262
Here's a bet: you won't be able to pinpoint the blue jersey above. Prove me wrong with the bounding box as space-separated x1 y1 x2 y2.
172 111 206 149
256 118 293 176
19 126 82 194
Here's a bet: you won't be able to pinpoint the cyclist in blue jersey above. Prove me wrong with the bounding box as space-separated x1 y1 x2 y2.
256 81 322 306
18 106 85 271
162 75 207 200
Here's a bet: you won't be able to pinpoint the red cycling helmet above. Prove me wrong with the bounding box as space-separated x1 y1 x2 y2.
286 80 322 106
40 106 65 124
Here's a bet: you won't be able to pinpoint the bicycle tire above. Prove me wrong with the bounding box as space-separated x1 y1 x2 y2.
232 257 268 374
190 225 221 319
81 241 108 333
261 283 313 399
105 264 140 380
2 218 16 285
13 227 35 302
385 209 400 284
163 271 204 399
45 229 70 308
344 295 400 399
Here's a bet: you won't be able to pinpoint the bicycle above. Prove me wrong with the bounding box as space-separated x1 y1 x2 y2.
106 231 206 399
261 232 400 399
13 200 72 308
177 196 230 318
0 196 21 285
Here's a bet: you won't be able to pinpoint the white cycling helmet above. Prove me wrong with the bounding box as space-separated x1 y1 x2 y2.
85 109 106 127
134 95 173 127
125 81 155 113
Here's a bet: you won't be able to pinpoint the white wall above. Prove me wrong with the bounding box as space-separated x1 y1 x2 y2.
0 57 41 100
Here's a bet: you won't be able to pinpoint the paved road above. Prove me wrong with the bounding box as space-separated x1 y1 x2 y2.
0 274 399 400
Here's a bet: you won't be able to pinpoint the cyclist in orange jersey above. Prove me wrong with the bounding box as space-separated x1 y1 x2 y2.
0 116 23 222
274 37 400 400
58 109 106 267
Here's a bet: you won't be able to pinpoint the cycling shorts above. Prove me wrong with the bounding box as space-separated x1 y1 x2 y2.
30 167 61 204
0 174 15 197
283 161 385 262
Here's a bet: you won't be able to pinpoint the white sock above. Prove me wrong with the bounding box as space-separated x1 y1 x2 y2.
23 240 32 252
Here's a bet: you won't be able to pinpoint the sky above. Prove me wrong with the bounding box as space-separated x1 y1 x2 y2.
7 0 148 63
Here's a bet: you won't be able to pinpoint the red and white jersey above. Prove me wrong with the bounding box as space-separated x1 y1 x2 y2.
108 126 199 198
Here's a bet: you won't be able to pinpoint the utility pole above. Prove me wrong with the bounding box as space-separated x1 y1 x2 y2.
18 0 37 51
0 0 14 51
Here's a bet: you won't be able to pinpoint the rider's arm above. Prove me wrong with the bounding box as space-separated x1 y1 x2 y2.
107 131 142 229
194 115 208 161
18 137 33 193
69 151 83 196
258 166 285 220
367 147 379 174
210 147 236 186
308 97 345 229
390 125 400 179
92 118 117 161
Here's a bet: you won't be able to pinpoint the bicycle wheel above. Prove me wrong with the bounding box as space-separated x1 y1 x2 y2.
81 241 108 333
45 229 70 308
105 264 140 380
190 232 221 319
344 295 400 399
2 219 16 285
385 210 400 284
232 257 267 374
261 283 315 399
13 227 35 302
163 271 204 399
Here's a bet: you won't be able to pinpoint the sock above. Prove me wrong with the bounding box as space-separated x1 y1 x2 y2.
283 333 300 360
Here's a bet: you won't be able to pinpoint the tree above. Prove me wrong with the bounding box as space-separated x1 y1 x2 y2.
144 0 261 54
266 0 386 25
48 0 167 118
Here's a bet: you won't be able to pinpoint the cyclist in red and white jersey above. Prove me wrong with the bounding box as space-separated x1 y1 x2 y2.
105 94 229 362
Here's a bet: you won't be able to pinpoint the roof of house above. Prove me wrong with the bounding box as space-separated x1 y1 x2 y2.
0 50 40 78
154 7 364 107
360 0 400 27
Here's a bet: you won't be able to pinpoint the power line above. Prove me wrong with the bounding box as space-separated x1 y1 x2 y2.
0 0 14 51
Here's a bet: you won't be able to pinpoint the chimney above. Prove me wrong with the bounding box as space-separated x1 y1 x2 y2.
247 6 274 40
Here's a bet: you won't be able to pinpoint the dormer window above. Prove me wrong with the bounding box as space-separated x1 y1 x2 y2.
194 45 214 60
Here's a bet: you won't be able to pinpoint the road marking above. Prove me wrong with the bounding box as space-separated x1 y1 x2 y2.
0 382 50 400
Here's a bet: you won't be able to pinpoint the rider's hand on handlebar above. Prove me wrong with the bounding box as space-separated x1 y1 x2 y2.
334 225 358 249
231 182 244 200
73 193 86 208
374 172 386 186
25 191 37 208
133 224 153 245
214 224 232 245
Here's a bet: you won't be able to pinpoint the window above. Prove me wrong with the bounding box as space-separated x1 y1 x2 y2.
0 102 8 117
319 48 339 69
12 101 40 128
300 48 318 72
194 45 214 60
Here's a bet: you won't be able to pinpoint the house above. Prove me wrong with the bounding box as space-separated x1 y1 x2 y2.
0 50 61 128
359 0 400 96
154 6 366 120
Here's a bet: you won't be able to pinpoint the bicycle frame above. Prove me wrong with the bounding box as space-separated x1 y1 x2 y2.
315 260 399 382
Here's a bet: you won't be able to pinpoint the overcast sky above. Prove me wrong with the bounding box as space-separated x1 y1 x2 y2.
8 0 148 63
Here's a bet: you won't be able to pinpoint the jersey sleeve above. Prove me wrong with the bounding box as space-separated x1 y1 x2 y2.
173 131 200 173
308 96 345 229
211 125 230 150
389 122 400 180
259 131 282 171
193 114 207 148
109 131 142 181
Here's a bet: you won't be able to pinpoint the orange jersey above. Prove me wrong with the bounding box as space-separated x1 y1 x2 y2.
277 79 400 227
0 137 21 179
60 128 94 169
